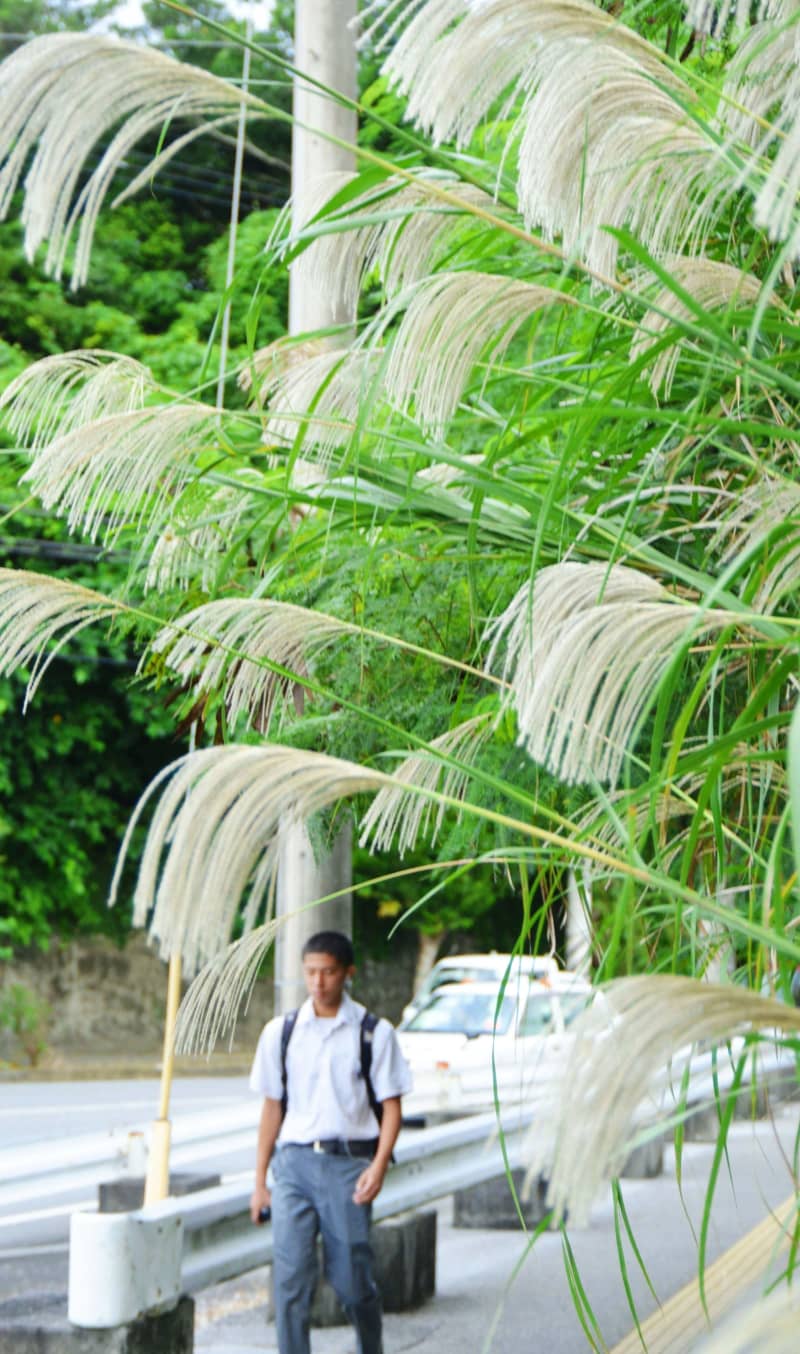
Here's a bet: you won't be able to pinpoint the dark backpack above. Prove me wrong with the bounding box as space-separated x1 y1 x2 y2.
280 1008 384 1126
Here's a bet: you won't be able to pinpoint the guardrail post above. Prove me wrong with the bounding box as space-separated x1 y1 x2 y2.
69 1210 183 1327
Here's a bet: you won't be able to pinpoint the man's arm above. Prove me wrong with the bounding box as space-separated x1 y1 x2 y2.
352 1095 402 1205
249 1097 283 1223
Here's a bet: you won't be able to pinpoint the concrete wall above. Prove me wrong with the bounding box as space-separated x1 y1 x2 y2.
0 932 419 1065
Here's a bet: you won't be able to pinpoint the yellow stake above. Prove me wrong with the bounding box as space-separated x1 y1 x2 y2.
143 952 182 1206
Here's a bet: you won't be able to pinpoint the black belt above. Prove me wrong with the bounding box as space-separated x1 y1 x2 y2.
299 1138 378 1158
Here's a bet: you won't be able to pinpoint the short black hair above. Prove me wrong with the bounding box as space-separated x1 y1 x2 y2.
302 930 354 968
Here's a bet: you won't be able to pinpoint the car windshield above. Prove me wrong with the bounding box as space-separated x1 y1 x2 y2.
518 994 556 1035
560 993 590 1026
427 966 494 993
404 990 515 1035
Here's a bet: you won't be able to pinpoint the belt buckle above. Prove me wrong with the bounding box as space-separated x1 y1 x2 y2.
313 1139 325 1154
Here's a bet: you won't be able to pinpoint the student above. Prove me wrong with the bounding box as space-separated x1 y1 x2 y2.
249 930 412 1354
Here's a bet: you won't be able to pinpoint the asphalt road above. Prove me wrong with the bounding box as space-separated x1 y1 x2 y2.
1 1075 257 1298
3 1078 799 1351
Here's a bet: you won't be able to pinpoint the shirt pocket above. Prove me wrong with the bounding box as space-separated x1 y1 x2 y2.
331 1055 366 1115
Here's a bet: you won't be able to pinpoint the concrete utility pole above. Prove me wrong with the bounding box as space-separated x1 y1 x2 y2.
566 865 592 976
274 0 358 1014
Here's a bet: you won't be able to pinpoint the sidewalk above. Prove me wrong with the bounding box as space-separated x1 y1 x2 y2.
192 1106 800 1354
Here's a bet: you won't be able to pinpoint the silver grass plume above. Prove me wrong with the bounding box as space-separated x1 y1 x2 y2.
576 763 779 871
630 258 765 397
0 34 256 288
367 0 728 275
379 271 571 439
244 340 382 466
0 350 155 451
516 46 726 279
0 568 121 709
175 922 283 1055
151 597 362 732
21 402 220 547
289 168 499 317
694 1284 800 1354
526 975 800 1226
109 745 393 976
368 0 659 149
484 562 741 787
721 9 800 149
687 0 782 35
360 714 496 855
711 478 800 612
142 471 265 595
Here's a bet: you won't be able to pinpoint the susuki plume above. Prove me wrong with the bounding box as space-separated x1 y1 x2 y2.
244 340 381 465
721 10 800 148
367 0 729 276
360 713 496 855
108 745 393 976
151 597 360 731
525 975 800 1226
0 568 121 708
516 46 724 278
366 0 658 148
0 350 154 451
0 34 255 287
711 478 800 611
289 169 499 317
484 562 741 787
687 0 780 35
175 922 283 1054
142 471 264 595
379 272 570 438
692 1283 800 1354
21 402 220 547
630 258 765 396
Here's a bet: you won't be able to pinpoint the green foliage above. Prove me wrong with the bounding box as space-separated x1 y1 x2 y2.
0 981 51 1066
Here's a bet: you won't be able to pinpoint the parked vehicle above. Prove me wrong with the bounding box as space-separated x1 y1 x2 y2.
397 971 592 1122
400 951 561 1024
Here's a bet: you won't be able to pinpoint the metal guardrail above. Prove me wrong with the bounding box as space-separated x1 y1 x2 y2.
67 1107 535 1324
0 1101 260 1211
64 1042 797 1326
174 1107 535 1292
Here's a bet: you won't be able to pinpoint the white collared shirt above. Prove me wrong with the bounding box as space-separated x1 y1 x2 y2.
249 992 413 1142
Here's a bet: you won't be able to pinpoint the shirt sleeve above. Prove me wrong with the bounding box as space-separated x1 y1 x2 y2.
249 1016 284 1100
370 1018 413 1101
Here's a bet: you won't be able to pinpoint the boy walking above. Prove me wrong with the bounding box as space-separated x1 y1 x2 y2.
250 930 412 1354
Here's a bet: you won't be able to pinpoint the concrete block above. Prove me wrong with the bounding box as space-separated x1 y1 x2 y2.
0 1293 194 1354
682 1102 721 1142
620 1137 663 1179
452 1169 552 1230
268 1209 437 1328
732 1084 768 1120
98 1173 221 1214
69 1211 183 1327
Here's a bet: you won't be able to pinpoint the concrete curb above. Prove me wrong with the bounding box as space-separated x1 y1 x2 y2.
0 1056 252 1083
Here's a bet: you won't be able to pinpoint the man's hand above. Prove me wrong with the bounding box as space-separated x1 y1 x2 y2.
352 1159 387 1206
250 1182 272 1224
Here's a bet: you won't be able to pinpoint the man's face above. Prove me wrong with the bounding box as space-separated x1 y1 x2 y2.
303 951 354 1014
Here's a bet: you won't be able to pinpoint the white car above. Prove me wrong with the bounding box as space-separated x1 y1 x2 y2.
398 973 592 1122
400 951 561 1023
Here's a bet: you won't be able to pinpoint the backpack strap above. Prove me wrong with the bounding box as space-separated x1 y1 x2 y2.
280 1009 299 1120
360 1010 383 1127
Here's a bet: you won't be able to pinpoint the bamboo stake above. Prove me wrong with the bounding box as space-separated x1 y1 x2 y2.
143 952 182 1206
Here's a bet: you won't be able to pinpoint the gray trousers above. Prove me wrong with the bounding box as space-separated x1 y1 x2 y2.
271 1144 383 1354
